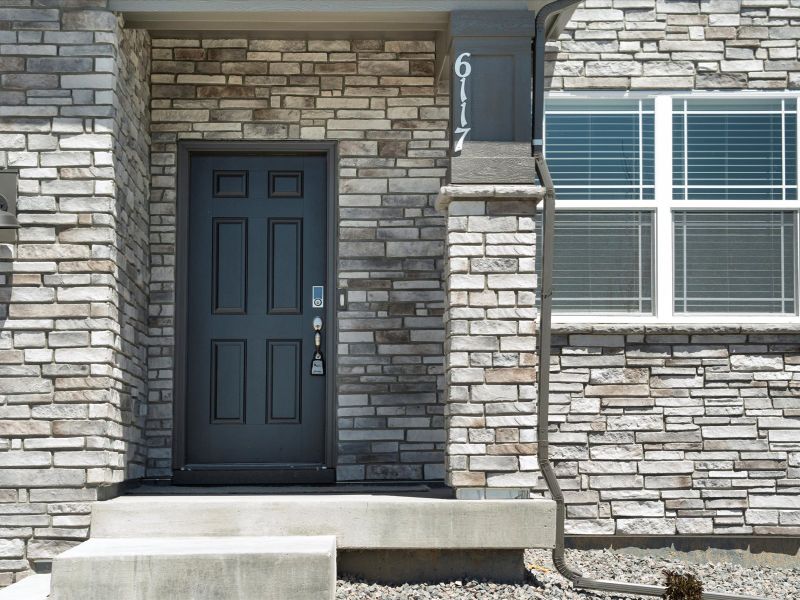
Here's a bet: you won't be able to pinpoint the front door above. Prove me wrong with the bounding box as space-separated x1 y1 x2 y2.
180 152 330 483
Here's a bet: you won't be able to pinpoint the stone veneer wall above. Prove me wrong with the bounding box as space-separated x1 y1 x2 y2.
111 18 150 481
548 0 800 90
547 327 800 536
0 2 150 584
440 193 540 496
146 38 449 481
540 0 800 537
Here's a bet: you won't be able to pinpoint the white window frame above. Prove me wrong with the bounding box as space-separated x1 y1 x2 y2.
545 90 800 326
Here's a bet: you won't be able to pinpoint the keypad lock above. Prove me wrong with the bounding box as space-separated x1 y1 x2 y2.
312 286 324 309
311 317 325 376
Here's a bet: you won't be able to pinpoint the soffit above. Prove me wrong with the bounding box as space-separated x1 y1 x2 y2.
110 0 558 35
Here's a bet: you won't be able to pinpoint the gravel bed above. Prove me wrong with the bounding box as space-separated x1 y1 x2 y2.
337 548 797 599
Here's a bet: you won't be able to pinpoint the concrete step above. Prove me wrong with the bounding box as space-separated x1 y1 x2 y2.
90 495 555 550
0 574 50 600
49 536 336 600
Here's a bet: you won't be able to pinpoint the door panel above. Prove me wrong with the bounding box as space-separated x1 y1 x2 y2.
210 340 246 423
267 340 302 423
212 218 247 314
269 219 302 314
185 154 328 471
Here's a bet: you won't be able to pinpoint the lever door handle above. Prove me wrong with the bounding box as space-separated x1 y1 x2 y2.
313 317 323 354
311 317 325 376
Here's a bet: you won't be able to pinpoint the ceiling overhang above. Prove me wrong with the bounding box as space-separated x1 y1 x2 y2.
116 11 450 35
110 0 578 86
109 1 573 37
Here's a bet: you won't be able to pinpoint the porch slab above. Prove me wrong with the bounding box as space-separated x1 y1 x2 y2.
0 575 50 600
90 495 556 550
50 536 336 600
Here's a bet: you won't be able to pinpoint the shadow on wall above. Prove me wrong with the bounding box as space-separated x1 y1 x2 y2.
108 23 152 484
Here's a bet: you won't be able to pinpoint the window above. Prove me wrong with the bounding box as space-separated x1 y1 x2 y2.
546 99 654 200
543 93 800 319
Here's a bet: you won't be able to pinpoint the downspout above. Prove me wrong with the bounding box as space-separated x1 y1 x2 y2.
531 4 768 600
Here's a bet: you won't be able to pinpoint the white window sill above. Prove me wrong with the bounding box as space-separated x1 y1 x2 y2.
550 314 800 334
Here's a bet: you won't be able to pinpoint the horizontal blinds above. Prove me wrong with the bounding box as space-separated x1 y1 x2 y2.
674 211 797 313
545 99 654 200
673 98 798 201
537 211 654 313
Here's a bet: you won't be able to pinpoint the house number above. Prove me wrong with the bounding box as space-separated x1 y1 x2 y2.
454 52 472 153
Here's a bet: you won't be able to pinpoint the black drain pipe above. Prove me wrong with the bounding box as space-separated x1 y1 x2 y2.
532 4 769 599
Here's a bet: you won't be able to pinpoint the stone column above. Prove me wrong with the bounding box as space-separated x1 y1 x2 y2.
437 185 544 499
0 4 150 581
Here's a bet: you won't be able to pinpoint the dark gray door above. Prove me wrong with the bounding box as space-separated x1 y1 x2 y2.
184 154 328 475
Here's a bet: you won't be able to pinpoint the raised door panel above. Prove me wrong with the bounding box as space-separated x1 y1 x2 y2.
267 340 302 423
268 219 302 314
210 340 246 423
212 218 247 314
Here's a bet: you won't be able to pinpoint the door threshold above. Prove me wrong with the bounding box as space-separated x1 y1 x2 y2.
171 467 336 486
130 480 453 498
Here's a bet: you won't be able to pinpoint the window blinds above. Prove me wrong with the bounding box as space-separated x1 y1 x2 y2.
674 211 797 313
545 99 655 200
673 98 798 201
537 211 654 313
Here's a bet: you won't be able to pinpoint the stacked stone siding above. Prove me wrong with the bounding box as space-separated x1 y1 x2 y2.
146 38 449 481
547 326 800 536
111 22 150 482
548 0 800 90
440 192 540 496
0 1 150 585
542 0 800 537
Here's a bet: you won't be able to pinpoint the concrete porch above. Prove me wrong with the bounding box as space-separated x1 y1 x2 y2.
1 494 555 600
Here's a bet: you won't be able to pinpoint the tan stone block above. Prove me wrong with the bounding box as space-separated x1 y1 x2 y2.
309 40 351 52
486 443 536 456
449 471 486 487
174 48 205 60
315 62 357 74
485 368 537 384
327 119 391 130
282 52 328 62
385 41 435 53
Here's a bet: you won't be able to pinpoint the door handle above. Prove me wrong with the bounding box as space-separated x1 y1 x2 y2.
313 317 323 351
311 317 325 376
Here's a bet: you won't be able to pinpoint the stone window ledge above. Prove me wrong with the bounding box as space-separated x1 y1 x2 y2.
551 321 800 335
436 184 545 211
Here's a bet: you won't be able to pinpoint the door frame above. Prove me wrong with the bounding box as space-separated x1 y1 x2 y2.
172 140 339 484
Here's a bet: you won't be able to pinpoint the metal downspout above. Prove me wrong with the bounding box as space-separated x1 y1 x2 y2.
532 4 769 599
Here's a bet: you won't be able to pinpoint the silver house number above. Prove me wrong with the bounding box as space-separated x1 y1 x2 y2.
453 52 472 153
